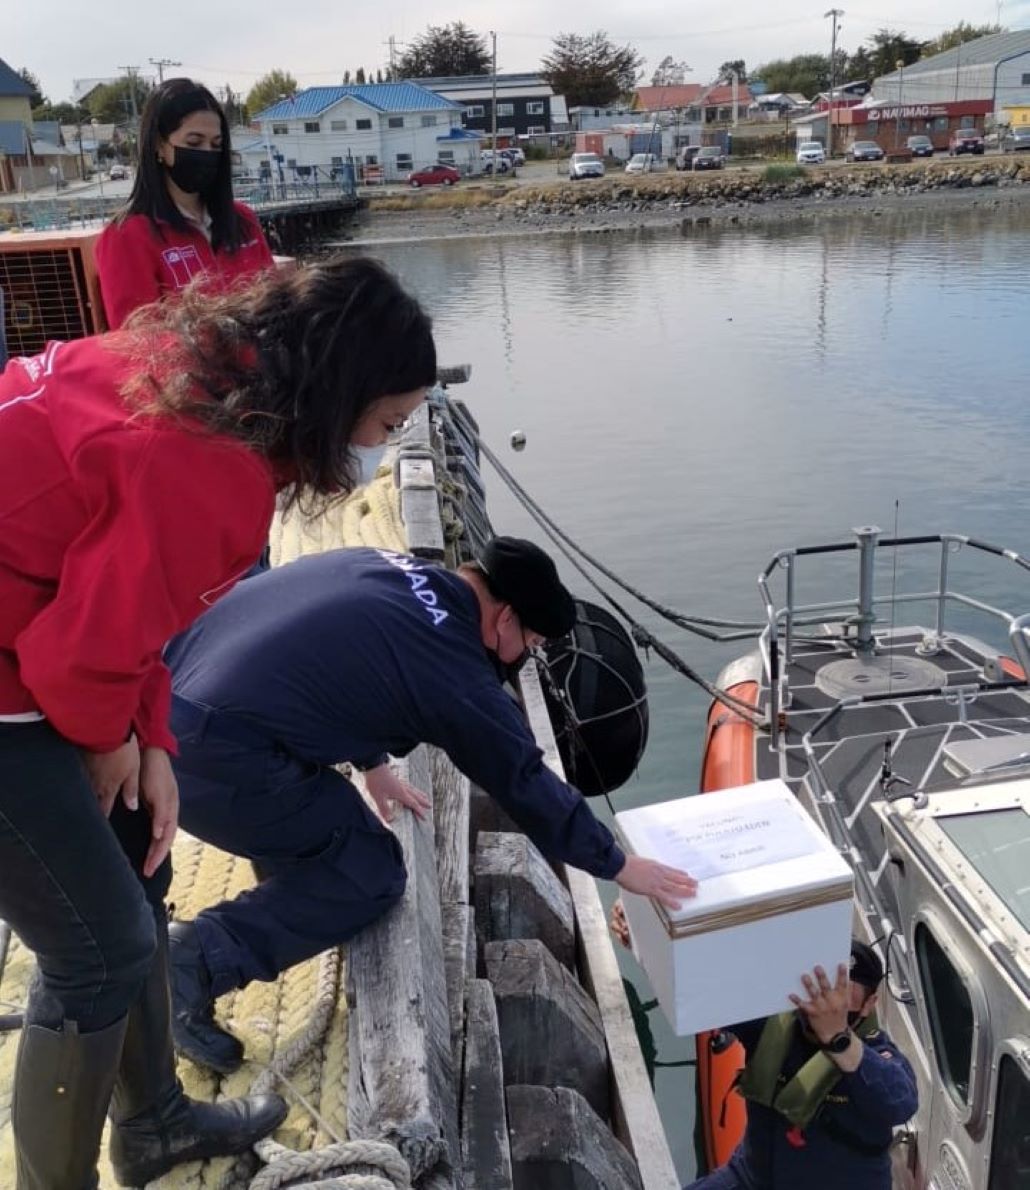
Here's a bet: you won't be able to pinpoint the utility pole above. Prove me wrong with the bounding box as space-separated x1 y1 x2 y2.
118 65 142 164
149 57 181 84
490 30 498 176
824 9 844 156
386 36 397 81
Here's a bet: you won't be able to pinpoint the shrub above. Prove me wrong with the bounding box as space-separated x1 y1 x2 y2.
762 163 805 183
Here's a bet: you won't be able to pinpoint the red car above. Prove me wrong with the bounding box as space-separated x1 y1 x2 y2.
408 164 460 188
948 127 984 156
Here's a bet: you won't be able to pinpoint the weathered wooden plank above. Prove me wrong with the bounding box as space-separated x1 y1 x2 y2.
485 938 609 1120
347 746 461 1189
432 749 470 908
461 980 514 1190
506 1085 644 1190
474 832 575 970
518 662 681 1190
441 902 471 1077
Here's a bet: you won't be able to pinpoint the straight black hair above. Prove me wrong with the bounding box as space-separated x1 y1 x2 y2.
120 255 437 513
119 78 244 252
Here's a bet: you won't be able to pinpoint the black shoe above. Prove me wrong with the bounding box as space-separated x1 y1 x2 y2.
12 1014 128 1190
109 908 286 1186
110 1085 288 1186
168 919 244 1073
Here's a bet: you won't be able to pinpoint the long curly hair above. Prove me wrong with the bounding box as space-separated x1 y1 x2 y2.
119 255 436 512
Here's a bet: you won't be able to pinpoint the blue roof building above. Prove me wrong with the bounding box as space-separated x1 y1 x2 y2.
250 82 477 184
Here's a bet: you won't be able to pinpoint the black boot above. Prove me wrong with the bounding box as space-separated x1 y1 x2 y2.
168 917 245 1073
12 1014 128 1190
109 910 288 1187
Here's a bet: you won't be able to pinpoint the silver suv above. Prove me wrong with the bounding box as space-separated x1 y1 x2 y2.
569 153 605 180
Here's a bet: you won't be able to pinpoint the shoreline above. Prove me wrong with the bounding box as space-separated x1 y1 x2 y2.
336 160 1030 246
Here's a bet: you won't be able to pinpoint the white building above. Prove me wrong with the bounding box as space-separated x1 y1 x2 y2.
873 30 1030 119
254 83 472 184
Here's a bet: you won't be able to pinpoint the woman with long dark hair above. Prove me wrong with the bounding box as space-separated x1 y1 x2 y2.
0 255 436 1188
96 78 274 329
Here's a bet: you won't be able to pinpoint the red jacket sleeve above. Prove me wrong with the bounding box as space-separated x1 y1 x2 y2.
96 218 166 331
15 428 274 753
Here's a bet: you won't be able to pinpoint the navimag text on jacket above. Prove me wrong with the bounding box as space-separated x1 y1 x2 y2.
376 550 450 627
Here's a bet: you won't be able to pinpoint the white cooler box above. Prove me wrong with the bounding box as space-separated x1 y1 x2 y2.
615 778 853 1036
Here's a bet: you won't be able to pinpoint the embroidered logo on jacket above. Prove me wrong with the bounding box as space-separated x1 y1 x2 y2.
377 550 450 626
162 246 205 289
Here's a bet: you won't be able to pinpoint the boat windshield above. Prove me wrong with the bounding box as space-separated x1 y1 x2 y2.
937 808 1030 931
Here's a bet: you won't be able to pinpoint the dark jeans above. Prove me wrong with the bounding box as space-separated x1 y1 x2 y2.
0 721 170 1031
171 701 406 994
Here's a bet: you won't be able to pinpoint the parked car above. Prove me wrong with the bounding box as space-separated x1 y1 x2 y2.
906 135 934 158
1001 126 1030 152
846 140 885 162
949 127 984 156
625 153 661 174
108 163 128 180
480 151 511 174
692 146 726 171
675 145 701 171
408 163 460 188
500 146 526 166
796 141 826 165
568 152 605 180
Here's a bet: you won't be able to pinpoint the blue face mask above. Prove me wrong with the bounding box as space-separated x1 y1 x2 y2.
350 444 387 486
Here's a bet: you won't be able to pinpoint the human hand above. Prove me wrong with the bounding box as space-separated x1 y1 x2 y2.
614 854 698 910
363 763 432 823
788 963 849 1045
610 899 632 949
139 747 179 878
83 738 141 817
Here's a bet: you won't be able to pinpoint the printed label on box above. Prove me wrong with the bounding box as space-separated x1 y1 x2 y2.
635 798 818 881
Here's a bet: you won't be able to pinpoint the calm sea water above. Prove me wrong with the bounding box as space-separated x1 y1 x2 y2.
357 207 1030 1179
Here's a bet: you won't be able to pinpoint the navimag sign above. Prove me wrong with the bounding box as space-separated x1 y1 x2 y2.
868 105 948 121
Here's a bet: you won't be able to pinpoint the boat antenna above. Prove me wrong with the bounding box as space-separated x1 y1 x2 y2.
881 501 902 787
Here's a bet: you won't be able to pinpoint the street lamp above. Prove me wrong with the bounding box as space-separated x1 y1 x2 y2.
91 119 105 200
895 59 905 148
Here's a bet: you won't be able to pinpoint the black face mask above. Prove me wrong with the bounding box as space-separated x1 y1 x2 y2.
166 146 220 195
847 1009 865 1029
491 629 531 687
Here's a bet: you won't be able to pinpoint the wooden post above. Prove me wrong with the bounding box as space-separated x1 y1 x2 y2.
461 980 514 1189
347 747 461 1188
506 1085 644 1190
485 938 609 1120
474 832 575 969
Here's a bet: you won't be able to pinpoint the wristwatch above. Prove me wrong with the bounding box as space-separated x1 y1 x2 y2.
821 1029 853 1054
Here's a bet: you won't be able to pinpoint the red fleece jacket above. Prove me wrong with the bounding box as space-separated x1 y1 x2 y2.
0 336 276 753
96 202 274 329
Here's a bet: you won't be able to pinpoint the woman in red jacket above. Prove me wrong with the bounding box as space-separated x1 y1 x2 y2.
96 78 274 329
0 255 435 1189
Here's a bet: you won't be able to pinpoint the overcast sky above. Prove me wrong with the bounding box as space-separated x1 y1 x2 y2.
12 0 1030 106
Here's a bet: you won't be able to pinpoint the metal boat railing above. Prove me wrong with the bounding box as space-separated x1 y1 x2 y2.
756 529 1030 749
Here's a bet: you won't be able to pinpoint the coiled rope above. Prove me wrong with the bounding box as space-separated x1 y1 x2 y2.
240 947 412 1190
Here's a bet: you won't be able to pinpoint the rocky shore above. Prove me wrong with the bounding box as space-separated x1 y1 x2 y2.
342 158 1030 245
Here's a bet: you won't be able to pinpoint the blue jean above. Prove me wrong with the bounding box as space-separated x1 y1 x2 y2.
0 721 168 1031
171 701 406 994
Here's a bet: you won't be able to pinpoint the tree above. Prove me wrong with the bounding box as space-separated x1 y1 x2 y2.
342 70 352 84
541 31 644 107
246 70 298 118
752 54 831 99
922 22 1002 58
843 46 874 83
650 56 691 87
718 59 747 83
355 67 367 84
865 29 925 78
87 77 154 125
33 100 90 124
397 22 490 78
18 67 45 109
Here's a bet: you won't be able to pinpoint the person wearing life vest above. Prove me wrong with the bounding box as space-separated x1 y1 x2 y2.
685 939 918 1190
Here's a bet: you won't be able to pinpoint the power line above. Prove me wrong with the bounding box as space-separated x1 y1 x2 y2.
149 57 182 84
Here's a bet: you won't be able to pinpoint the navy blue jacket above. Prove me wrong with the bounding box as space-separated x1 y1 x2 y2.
723 1015 917 1190
165 547 625 880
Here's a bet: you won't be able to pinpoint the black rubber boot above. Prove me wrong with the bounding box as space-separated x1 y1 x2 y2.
109 911 287 1187
12 1014 128 1189
168 917 245 1073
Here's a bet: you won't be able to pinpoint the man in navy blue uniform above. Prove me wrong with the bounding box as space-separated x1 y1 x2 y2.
685 939 917 1190
165 537 697 1072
